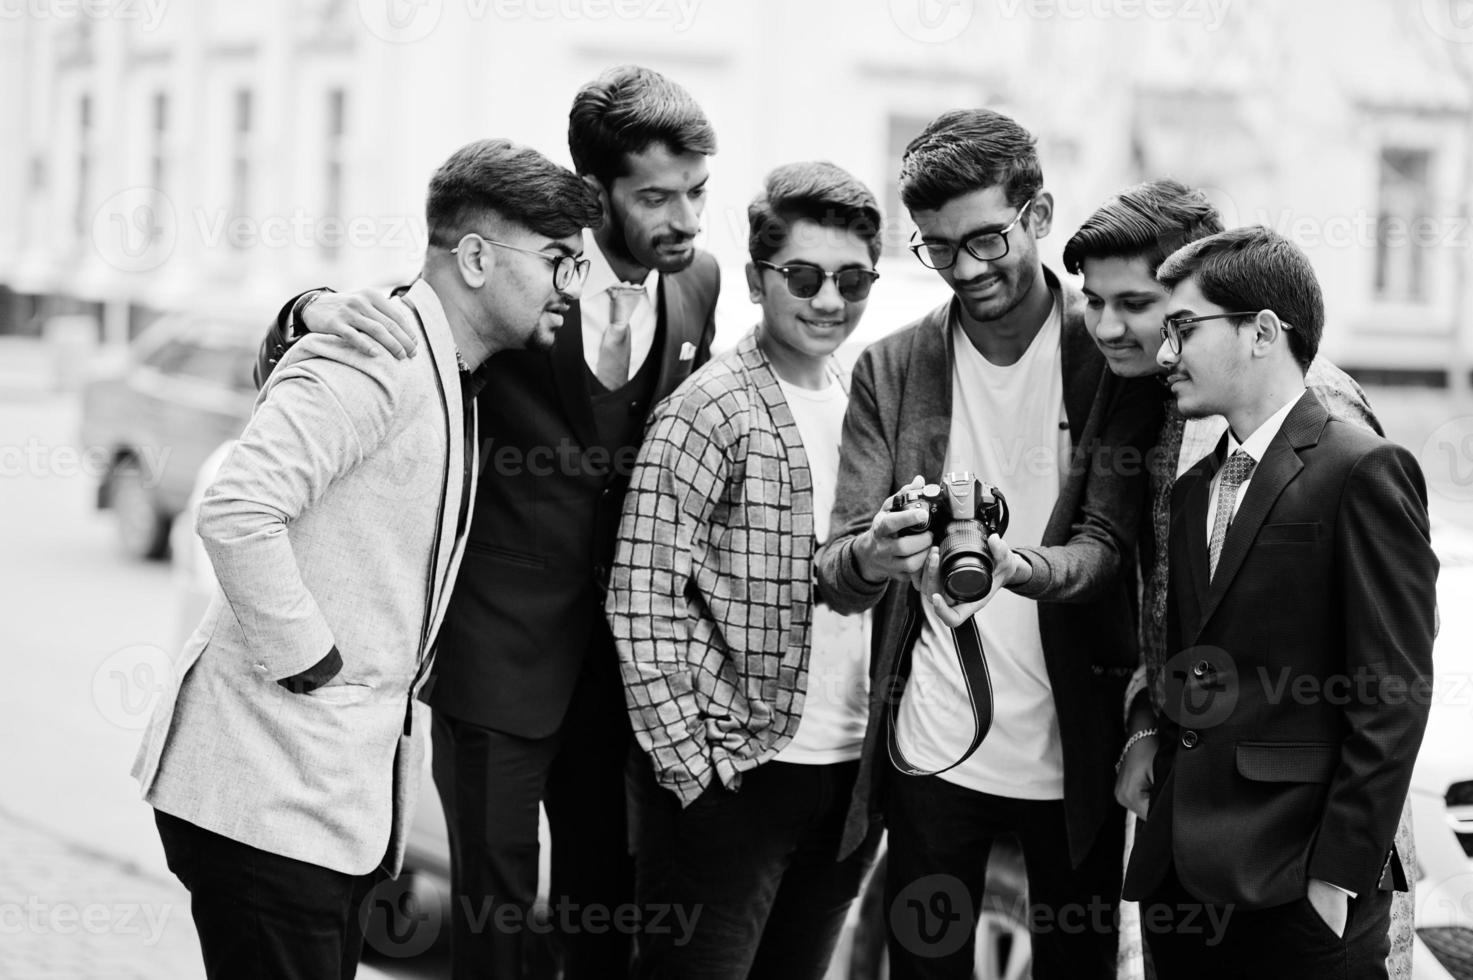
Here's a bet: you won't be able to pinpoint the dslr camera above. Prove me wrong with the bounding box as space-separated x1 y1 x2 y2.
888 472 1010 603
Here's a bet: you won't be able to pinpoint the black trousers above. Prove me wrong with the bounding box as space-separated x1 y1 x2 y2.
1142 865 1392 980
883 771 1123 980
431 650 635 980
154 809 384 980
632 756 883 980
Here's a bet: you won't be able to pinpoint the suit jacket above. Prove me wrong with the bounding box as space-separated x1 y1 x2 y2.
815 268 1162 860
135 279 474 877
255 252 720 738
1123 391 1438 907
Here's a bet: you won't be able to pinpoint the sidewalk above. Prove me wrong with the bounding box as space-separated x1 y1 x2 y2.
0 806 394 980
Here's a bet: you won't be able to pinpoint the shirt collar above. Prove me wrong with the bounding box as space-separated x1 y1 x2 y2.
1226 390 1303 463
582 231 659 301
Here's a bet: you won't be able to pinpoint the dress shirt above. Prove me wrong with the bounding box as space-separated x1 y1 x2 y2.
581 234 659 383
1203 392 1302 545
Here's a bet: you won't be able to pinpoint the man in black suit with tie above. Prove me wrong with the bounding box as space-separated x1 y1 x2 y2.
1122 226 1437 979
254 65 718 979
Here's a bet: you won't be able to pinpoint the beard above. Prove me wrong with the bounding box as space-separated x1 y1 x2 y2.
605 200 696 275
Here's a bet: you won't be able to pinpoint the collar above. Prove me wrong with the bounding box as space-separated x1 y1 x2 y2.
1227 389 1303 463
583 231 660 302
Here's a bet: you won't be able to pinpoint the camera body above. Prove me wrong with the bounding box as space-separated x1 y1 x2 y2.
889 472 1010 602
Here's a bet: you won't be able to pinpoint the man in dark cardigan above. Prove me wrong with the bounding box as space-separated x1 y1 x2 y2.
814 108 1160 979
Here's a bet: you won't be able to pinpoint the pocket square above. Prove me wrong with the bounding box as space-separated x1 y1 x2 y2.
679 341 697 362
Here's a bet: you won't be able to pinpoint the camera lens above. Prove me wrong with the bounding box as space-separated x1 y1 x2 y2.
939 520 993 602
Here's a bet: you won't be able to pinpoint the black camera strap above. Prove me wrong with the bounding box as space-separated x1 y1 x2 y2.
886 602 995 776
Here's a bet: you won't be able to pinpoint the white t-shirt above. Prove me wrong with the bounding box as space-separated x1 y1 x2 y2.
774 372 871 764
895 302 1067 798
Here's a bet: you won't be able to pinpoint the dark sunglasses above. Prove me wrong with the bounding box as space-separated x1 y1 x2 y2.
755 261 879 302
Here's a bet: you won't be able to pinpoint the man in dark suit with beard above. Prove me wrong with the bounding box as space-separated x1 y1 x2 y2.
254 65 719 980
1123 226 1437 979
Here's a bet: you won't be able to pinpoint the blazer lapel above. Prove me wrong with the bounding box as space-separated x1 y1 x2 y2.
652 274 693 402
551 300 599 449
1196 391 1323 633
1179 439 1222 643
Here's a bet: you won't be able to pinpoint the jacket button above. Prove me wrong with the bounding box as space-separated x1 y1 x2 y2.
1181 730 1199 749
1192 660 1211 678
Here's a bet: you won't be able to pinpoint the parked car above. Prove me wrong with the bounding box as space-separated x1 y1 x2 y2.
81 312 261 559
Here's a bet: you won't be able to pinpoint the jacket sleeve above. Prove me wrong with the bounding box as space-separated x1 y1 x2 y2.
814 346 894 615
200 335 401 679
1307 443 1437 893
606 391 734 805
1011 372 1161 602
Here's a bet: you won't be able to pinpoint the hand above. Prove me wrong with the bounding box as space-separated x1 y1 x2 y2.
853 477 935 584
917 535 1024 629
1306 878 1349 938
1114 732 1157 820
302 289 419 359
703 711 744 752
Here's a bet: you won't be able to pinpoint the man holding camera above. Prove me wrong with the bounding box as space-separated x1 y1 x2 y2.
814 109 1159 979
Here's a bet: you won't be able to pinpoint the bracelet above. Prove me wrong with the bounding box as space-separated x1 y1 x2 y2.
1115 728 1158 774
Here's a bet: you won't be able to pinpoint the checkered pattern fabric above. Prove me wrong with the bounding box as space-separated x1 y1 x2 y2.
606 331 819 806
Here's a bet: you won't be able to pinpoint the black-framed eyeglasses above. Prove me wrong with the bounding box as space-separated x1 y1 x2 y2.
450 234 591 292
909 199 1034 271
1159 311 1292 355
755 260 880 302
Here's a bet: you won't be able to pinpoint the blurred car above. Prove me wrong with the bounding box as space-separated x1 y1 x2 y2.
81 312 261 559
1409 522 1473 980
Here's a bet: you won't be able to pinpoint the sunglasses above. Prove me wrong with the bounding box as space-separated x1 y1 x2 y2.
755 261 880 302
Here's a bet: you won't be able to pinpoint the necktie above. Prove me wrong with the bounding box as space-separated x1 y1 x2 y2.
594 284 643 390
1208 449 1256 580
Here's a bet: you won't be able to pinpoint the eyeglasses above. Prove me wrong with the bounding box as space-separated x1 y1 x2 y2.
909 199 1034 271
450 234 591 292
754 261 880 302
1159 311 1292 355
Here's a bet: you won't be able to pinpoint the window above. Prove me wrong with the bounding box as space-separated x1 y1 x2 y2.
883 113 934 258
73 94 92 236
1374 147 1434 303
229 89 253 250
322 88 346 260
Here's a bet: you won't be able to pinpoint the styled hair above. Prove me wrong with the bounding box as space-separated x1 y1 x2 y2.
747 161 883 264
898 108 1043 213
567 65 717 188
1062 178 1224 275
426 138 602 249
1156 226 1323 370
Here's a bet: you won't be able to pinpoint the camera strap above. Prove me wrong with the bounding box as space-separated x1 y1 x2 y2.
886 605 995 776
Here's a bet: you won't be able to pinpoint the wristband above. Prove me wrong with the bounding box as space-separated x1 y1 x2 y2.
1115 727 1157 774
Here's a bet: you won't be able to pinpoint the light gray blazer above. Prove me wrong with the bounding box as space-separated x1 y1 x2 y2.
132 279 475 877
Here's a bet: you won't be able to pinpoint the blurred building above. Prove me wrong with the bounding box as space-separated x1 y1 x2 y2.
1 0 1470 386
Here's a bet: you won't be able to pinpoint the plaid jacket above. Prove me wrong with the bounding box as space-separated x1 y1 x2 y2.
606 331 823 806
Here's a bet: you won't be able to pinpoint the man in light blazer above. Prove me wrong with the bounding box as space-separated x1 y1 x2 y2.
253 66 719 979
133 139 602 980
1122 227 1437 978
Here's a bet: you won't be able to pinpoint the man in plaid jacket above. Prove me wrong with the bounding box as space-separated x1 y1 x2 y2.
606 162 885 980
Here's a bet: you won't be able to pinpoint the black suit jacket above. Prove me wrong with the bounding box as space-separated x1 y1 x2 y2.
256 252 720 737
1124 391 1437 908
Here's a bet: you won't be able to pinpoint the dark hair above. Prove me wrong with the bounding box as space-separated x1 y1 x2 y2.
1156 226 1323 370
426 138 602 249
567 65 717 188
1062 178 1223 275
898 108 1043 213
747 161 882 264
